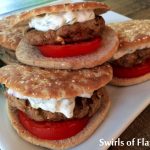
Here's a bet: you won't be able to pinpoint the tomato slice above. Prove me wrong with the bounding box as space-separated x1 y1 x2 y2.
18 111 89 140
112 58 150 78
38 38 101 58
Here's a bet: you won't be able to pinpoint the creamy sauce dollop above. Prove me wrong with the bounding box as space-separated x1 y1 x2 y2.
7 89 92 118
29 10 95 31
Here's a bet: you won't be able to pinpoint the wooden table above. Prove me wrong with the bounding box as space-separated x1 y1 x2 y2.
100 0 150 149
102 0 150 19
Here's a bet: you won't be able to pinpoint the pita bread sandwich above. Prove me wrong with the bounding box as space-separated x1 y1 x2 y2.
109 20 150 86
0 63 112 150
12 1 119 69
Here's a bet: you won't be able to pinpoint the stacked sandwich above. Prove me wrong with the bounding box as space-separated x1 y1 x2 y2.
0 2 119 149
109 20 150 86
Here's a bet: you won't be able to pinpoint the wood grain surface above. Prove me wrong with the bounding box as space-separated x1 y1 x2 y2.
102 0 150 19
100 0 150 149
109 106 150 150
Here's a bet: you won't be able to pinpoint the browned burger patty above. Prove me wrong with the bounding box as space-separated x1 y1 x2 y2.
25 16 105 46
112 48 150 67
7 88 105 121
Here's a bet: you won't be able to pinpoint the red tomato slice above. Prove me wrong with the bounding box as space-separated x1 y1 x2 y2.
112 58 150 78
38 38 101 58
18 111 89 140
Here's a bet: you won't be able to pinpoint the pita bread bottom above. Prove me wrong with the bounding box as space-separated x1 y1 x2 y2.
0 46 19 64
110 72 150 86
7 88 110 150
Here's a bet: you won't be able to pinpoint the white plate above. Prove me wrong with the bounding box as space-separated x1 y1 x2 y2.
0 11 150 150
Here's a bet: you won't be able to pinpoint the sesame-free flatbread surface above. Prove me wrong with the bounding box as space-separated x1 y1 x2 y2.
16 26 119 69
109 20 150 59
0 64 112 99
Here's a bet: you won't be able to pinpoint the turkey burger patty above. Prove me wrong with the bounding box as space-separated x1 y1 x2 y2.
7 88 104 121
25 16 105 45
112 48 150 67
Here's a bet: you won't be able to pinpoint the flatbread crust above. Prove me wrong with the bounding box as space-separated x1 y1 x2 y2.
0 46 19 64
110 72 150 86
16 26 119 69
7 87 110 150
0 17 27 50
0 64 112 99
8 1 109 27
109 20 150 59
0 26 25 50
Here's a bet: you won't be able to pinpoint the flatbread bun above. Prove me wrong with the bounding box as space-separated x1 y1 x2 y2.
16 26 119 70
8 1 109 27
7 87 110 150
110 72 150 86
109 20 150 59
0 63 112 99
0 17 27 50
0 46 19 64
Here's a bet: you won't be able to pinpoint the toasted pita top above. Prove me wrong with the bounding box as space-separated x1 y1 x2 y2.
0 64 112 99
7 2 109 27
0 17 27 50
109 20 150 59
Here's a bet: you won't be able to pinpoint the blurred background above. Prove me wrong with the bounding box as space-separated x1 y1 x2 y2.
0 0 149 19
0 0 83 18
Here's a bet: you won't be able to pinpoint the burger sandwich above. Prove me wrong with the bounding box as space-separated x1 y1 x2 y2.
10 1 120 69
0 64 112 149
109 20 150 86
